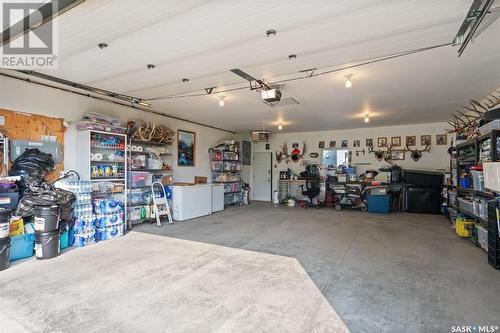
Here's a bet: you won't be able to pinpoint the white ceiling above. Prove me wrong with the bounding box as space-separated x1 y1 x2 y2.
30 0 500 132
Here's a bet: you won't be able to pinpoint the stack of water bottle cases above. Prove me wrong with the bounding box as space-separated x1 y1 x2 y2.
66 181 125 246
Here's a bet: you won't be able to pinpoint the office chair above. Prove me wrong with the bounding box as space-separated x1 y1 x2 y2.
300 178 321 209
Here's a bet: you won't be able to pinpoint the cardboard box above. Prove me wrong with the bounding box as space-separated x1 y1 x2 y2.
194 176 207 184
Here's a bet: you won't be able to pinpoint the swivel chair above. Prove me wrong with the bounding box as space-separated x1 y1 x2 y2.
300 178 320 209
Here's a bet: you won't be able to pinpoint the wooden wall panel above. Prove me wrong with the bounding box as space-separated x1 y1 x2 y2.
0 108 65 181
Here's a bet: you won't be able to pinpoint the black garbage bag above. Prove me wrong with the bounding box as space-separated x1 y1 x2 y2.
9 148 55 179
16 184 76 222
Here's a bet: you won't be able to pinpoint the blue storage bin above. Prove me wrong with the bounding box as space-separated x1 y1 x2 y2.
367 194 391 214
9 233 35 261
60 230 69 250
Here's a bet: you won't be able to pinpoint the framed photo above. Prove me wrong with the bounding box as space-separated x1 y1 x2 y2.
292 142 299 148
329 140 336 148
390 149 405 160
265 143 270 150
391 136 401 146
420 135 431 146
378 137 387 147
319 141 325 149
341 140 348 148
406 135 416 146
353 140 360 147
436 134 447 146
366 138 373 147
177 130 196 167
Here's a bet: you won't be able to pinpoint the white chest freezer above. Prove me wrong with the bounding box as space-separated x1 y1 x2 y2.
211 184 224 213
172 184 212 221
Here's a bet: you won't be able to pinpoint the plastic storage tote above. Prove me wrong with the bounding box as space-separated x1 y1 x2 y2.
367 194 391 214
9 233 35 261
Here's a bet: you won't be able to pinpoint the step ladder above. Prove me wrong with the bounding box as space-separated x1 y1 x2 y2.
151 181 173 227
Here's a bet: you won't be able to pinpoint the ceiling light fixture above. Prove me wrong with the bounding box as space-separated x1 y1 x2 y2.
219 96 225 107
146 64 156 70
278 123 283 130
288 54 297 60
97 42 108 49
364 114 370 123
345 74 353 88
266 29 276 37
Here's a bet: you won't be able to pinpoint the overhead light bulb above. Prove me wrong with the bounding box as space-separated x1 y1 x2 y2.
345 74 353 88
219 96 225 107
278 123 283 130
364 114 370 123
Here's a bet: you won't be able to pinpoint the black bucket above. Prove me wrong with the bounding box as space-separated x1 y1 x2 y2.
0 237 10 271
34 205 60 232
0 208 10 238
34 230 60 260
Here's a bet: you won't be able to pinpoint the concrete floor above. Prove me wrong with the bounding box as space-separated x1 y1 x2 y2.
0 231 348 333
133 202 500 333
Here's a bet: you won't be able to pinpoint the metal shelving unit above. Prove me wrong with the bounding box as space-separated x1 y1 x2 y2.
210 143 242 207
127 139 174 225
75 129 128 228
451 131 499 247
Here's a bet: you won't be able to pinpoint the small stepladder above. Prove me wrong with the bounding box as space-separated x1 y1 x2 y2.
151 181 173 227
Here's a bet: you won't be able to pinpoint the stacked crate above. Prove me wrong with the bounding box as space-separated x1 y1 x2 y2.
487 200 500 269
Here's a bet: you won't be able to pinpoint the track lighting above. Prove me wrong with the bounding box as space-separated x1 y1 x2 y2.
97 42 108 49
364 114 370 123
219 96 225 107
146 64 156 70
278 123 283 130
182 78 189 83
345 74 353 88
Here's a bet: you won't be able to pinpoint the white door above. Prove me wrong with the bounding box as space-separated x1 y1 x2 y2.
253 152 272 201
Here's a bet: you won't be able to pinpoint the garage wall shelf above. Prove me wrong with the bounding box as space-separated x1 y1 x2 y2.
127 139 173 226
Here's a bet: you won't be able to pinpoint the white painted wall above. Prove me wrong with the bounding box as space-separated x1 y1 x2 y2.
241 122 451 195
0 76 232 182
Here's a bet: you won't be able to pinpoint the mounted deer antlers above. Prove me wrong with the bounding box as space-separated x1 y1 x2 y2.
446 88 500 137
275 142 306 163
405 144 430 161
368 144 388 161
127 120 176 143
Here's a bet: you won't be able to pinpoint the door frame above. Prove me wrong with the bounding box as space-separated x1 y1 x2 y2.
253 152 273 202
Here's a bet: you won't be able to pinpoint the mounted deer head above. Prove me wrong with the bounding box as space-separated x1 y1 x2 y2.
290 142 306 163
405 144 430 161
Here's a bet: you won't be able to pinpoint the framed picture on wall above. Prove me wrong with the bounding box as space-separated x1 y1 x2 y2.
329 140 336 148
319 141 325 148
366 138 373 147
390 149 405 160
265 143 270 150
341 140 348 148
177 130 196 167
420 135 431 146
406 135 416 146
391 136 401 146
436 134 447 145
353 140 360 147
378 137 387 147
